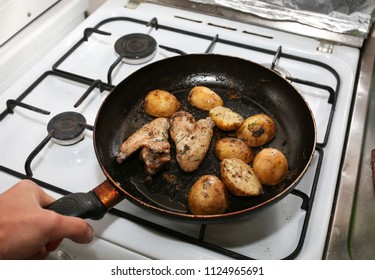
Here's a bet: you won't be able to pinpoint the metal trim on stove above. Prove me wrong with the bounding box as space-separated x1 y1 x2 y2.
324 26 375 260
0 13 344 259
132 0 366 47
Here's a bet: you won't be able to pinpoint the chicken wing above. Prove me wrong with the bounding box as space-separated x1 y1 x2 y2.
139 146 171 175
170 111 215 172
116 117 170 175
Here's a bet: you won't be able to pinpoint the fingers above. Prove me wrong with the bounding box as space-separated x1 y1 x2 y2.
46 239 63 252
17 180 95 244
45 213 95 244
26 180 56 207
12 179 56 207
36 188 56 207
27 247 49 260
1 180 95 260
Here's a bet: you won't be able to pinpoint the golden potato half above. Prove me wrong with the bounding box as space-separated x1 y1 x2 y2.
237 113 276 147
187 175 229 215
220 158 263 196
252 148 288 186
214 137 253 163
143 89 180 117
188 86 224 111
209 106 244 131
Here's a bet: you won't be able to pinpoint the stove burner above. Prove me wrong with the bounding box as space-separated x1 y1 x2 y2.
47 112 86 145
115 33 157 64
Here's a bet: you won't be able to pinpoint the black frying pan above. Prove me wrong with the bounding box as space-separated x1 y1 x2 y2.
48 54 316 223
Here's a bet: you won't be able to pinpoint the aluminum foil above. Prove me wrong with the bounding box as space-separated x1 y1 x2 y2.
189 0 375 37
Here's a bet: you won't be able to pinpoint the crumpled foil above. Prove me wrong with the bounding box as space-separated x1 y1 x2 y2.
189 0 375 37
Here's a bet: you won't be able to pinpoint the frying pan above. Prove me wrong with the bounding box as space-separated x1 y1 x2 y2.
47 54 316 223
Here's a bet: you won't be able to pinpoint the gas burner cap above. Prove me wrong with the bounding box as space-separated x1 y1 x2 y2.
115 33 157 65
47 112 86 146
262 64 290 79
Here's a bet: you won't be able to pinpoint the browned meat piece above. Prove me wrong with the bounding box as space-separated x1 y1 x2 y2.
170 111 215 172
116 117 170 175
139 147 171 175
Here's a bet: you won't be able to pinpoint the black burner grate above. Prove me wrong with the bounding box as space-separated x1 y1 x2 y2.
0 15 339 259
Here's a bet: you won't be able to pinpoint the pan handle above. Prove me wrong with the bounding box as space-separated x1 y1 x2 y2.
46 180 124 220
47 191 107 220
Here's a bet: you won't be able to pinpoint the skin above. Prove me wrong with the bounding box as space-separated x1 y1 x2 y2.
0 180 94 260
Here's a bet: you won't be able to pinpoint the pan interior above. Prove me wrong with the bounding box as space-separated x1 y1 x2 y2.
94 54 316 222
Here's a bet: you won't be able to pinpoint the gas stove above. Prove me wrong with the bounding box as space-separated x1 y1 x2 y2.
0 0 360 259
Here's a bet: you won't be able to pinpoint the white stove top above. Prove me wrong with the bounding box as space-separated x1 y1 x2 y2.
0 0 88 94
0 0 359 259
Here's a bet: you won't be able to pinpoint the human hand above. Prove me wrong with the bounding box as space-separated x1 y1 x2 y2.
0 179 94 259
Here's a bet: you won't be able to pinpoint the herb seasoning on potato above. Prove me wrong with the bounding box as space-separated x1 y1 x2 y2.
220 158 263 196
187 175 228 215
209 106 244 131
237 113 277 147
214 137 253 163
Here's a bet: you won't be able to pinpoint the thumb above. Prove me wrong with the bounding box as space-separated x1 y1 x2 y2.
47 213 95 244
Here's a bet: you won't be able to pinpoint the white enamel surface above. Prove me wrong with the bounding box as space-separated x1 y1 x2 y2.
0 0 359 259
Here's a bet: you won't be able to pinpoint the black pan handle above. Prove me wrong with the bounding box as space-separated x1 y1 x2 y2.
47 191 107 220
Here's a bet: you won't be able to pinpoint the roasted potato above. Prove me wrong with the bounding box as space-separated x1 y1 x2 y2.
220 158 263 196
187 175 229 215
209 106 244 131
237 113 276 147
214 137 253 163
252 148 288 185
143 89 180 117
188 86 224 111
